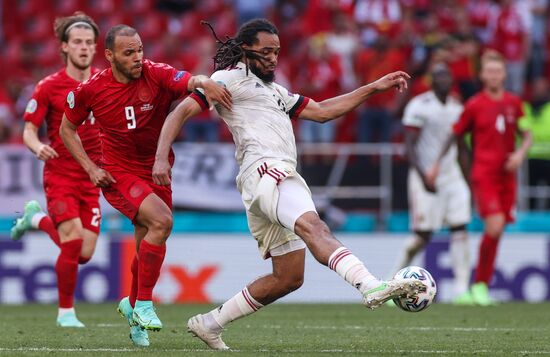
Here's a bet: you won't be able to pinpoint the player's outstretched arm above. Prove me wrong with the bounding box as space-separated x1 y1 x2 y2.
23 122 59 161
505 129 532 172
298 71 409 122
187 75 232 110
59 114 116 187
153 97 203 186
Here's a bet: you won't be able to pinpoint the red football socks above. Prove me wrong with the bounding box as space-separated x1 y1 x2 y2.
129 255 139 307
55 239 83 308
137 240 166 301
38 216 61 248
475 233 500 284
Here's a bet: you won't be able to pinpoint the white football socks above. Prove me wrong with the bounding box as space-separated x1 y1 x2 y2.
31 212 47 229
204 287 264 330
450 230 471 295
57 307 75 318
328 247 380 293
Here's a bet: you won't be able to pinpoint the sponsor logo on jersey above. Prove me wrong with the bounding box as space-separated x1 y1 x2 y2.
141 103 154 112
25 99 37 114
67 91 75 109
173 70 187 81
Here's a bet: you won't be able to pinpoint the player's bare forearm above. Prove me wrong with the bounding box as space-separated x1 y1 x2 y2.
437 133 457 164
299 71 409 122
156 97 202 161
154 97 202 185
59 115 97 174
404 129 423 176
301 84 378 123
457 136 471 181
516 129 532 159
22 121 59 161
22 122 42 153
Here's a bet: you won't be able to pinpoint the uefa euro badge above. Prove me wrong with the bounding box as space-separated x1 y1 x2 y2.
25 99 37 114
67 91 75 109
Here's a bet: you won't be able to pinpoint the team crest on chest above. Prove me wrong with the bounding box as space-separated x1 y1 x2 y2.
138 86 152 102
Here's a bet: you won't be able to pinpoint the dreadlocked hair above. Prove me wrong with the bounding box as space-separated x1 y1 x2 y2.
202 18 278 74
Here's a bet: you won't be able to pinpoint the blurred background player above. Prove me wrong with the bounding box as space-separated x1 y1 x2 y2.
10 13 101 328
427 50 532 306
153 18 422 351
391 63 472 305
59 25 231 346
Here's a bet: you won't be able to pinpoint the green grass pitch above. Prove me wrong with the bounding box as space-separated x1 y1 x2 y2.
1 303 549 356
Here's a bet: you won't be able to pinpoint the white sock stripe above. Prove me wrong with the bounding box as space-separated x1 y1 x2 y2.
328 247 347 268
31 212 47 229
245 287 263 308
331 251 352 271
241 289 260 311
328 248 351 270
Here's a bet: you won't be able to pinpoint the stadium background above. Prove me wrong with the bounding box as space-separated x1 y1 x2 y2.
0 0 549 305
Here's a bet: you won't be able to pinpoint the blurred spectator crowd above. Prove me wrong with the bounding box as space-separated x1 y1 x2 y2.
0 0 549 148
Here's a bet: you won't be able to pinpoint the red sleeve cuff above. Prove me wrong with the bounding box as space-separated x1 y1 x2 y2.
404 125 421 133
190 91 209 111
289 96 310 120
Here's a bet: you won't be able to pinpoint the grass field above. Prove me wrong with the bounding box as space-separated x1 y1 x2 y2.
1 303 550 356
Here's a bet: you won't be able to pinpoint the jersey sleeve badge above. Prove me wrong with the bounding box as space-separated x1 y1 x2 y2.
25 99 37 114
67 91 75 109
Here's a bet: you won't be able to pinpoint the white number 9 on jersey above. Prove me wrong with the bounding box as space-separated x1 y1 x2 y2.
125 106 136 129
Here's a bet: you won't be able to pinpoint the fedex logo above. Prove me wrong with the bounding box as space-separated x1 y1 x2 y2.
0 237 219 304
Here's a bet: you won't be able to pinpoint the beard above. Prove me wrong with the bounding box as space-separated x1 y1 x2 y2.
249 61 275 83
68 55 91 71
114 59 142 80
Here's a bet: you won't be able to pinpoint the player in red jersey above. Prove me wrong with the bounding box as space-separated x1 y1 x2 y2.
10 13 102 328
427 50 532 305
59 24 231 346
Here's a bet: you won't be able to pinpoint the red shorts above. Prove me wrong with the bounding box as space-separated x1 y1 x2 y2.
471 175 516 223
43 170 101 234
101 170 172 222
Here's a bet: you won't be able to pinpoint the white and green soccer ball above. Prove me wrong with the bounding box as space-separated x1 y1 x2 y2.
393 266 437 312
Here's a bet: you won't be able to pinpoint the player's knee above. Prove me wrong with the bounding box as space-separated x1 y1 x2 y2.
280 274 304 294
486 224 504 238
150 212 173 238
78 256 91 265
295 215 331 240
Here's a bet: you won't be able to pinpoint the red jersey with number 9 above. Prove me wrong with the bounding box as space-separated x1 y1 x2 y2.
453 91 523 179
64 59 191 178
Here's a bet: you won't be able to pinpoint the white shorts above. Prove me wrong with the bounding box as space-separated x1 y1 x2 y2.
408 169 471 232
238 160 314 259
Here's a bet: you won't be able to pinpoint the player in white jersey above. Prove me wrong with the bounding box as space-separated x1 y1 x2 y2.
153 19 424 350
392 63 472 304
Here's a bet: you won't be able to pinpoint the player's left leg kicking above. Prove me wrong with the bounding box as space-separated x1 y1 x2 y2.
188 172 424 350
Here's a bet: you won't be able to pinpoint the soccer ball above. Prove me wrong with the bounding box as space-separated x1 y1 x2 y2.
392 266 437 312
